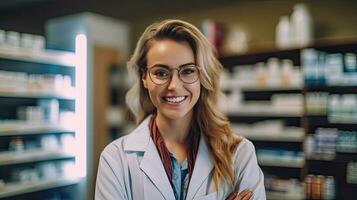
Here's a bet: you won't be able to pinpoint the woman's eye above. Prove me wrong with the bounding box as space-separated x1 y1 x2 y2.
181 68 195 75
154 70 169 78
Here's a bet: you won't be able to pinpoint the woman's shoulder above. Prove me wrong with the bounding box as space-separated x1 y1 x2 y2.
232 136 257 161
101 120 151 159
101 136 128 159
236 136 254 149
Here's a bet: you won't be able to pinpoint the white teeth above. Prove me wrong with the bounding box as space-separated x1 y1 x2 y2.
164 96 185 103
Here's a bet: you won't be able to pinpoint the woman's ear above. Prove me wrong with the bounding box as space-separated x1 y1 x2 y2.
141 72 148 88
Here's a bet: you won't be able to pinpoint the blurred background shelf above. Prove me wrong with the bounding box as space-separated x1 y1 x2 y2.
0 37 82 200
220 39 357 199
258 158 305 168
0 122 73 135
239 133 304 142
0 47 76 67
224 108 303 117
0 90 75 100
0 150 74 166
266 191 305 200
307 154 357 163
221 84 303 92
0 177 80 199
305 85 357 93
0 127 73 137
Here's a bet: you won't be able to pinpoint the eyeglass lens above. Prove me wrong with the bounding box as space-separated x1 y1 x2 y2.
148 64 199 84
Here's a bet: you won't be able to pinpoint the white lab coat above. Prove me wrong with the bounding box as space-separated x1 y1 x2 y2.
95 115 266 200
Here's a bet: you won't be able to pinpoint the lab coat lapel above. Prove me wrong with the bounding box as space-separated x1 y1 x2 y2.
124 115 175 200
186 136 214 200
140 140 176 200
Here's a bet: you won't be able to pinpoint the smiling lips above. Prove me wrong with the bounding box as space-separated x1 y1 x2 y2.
162 96 188 104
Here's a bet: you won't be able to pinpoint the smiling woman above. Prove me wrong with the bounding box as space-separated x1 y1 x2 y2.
95 19 266 200
142 39 201 121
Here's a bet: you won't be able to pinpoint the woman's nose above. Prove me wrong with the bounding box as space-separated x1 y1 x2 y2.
167 70 181 90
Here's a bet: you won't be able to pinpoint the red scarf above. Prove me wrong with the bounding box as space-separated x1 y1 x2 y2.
149 114 200 186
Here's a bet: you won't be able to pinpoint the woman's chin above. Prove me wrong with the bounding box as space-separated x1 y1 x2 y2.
157 109 192 121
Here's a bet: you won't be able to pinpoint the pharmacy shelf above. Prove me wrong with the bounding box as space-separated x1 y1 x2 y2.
220 39 357 200
305 112 327 116
0 41 81 199
266 191 304 200
307 154 357 162
305 85 357 93
305 115 357 131
238 132 304 142
221 84 303 92
219 48 301 67
0 47 76 67
0 90 75 100
232 127 304 142
0 177 80 198
225 108 302 117
0 150 74 166
240 85 303 92
328 118 357 124
258 158 305 168
0 122 74 135
0 127 73 137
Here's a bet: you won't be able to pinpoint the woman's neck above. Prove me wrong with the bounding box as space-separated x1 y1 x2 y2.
155 112 192 164
155 112 192 144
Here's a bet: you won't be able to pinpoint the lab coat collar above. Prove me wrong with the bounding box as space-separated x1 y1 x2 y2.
124 115 176 199
123 114 215 200
186 136 214 199
140 137 176 200
123 115 152 152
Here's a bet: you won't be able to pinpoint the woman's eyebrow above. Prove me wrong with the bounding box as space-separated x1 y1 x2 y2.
149 62 195 69
150 64 170 69
178 62 195 68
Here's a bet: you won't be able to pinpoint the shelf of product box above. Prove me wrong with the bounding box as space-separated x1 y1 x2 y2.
264 176 305 200
0 47 76 67
223 105 303 117
307 154 357 162
266 191 305 200
305 116 357 131
328 118 357 124
0 121 74 135
258 158 305 168
219 48 301 67
219 59 303 93
0 127 74 137
220 94 304 116
0 177 80 198
236 132 304 142
0 149 74 166
220 82 303 92
231 124 304 142
257 149 305 168
305 92 329 116
305 112 327 117
305 85 357 93
0 90 75 100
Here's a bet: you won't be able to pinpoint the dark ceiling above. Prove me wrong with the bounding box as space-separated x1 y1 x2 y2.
0 0 241 34
0 0 240 20
0 0 55 10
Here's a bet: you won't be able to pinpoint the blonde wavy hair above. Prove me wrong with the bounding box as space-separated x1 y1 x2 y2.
126 19 241 189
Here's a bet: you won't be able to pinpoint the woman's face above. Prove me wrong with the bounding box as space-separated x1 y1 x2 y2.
142 39 201 120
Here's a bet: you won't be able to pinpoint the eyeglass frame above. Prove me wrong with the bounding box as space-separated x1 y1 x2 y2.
142 63 200 85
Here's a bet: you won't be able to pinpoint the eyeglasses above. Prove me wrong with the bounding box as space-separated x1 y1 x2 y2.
146 63 200 85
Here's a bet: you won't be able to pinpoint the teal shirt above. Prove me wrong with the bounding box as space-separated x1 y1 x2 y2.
169 152 189 200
